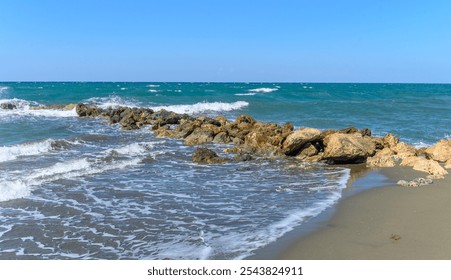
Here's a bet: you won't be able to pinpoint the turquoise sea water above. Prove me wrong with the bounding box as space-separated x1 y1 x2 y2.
0 82 450 259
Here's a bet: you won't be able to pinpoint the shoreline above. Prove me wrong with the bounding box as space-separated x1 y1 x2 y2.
273 166 451 259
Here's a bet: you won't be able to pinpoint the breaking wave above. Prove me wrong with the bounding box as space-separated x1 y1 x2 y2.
150 101 249 115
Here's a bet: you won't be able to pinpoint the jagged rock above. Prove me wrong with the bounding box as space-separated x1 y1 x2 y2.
243 122 292 156
446 159 451 169
339 127 359 134
400 156 448 177
397 178 433 187
366 148 396 167
425 139 451 163
295 143 319 160
234 153 253 162
360 128 372 137
282 127 321 156
192 148 228 164
183 127 215 146
75 103 103 117
323 133 376 164
383 133 399 148
213 131 231 143
392 142 416 160
0 103 17 110
214 116 229 126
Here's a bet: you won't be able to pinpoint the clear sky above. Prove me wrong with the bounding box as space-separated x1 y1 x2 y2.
1 0 451 82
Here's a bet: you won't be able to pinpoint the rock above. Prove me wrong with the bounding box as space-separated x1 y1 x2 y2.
397 178 433 187
234 153 253 162
446 159 451 169
184 126 217 145
367 148 396 167
213 131 231 143
295 143 319 160
243 122 292 156
0 103 17 110
392 142 416 160
425 139 451 163
400 156 448 177
339 127 359 134
64 104 77 110
360 128 372 137
323 133 376 164
75 103 103 117
383 133 399 149
282 127 321 156
192 148 228 164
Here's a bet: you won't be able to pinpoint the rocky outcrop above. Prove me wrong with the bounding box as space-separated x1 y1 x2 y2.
366 148 396 168
323 133 376 164
425 140 451 163
400 156 448 178
192 148 228 164
70 103 450 180
0 103 17 110
282 127 321 156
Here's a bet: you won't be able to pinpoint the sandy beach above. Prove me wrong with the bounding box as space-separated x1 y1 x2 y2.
278 166 451 259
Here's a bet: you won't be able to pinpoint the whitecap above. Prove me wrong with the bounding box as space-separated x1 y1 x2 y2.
248 87 278 93
105 142 155 156
151 101 249 115
84 96 141 109
146 84 160 88
148 89 159 93
0 98 77 118
234 93 256 96
0 139 55 163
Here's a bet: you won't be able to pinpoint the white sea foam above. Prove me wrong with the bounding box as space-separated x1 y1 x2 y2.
146 84 160 88
85 96 141 109
0 157 142 202
106 142 155 156
0 180 30 202
0 139 55 163
248 87 278 93
413 141 430 149
0 86 9 95
0 98 77 118
445 133 451 140
148 89 159 93
151 101 248 115
234 93 257 96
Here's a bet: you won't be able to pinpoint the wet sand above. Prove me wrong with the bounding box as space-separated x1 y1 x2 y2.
278 166 451 259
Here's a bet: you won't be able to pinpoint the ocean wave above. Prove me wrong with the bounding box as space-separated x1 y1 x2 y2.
146 84 160 88
0 98 77 118
234 93 257 96
0 139 56 163
248 87 278 93
151 101 249 115
0 86 9 94
84 96 142 109
148 89 159 93
105 142 156 156
0 157 142 202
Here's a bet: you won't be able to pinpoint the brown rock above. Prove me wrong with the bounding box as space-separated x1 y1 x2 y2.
243 122 292 156
446 159 451 169
392 142 416 160
192 148 228 164
295 143 319 160
366 148 396 167
383 133 399 149
282 127 321 156
425 139 451 163
323 133 376 164
400 156 448 177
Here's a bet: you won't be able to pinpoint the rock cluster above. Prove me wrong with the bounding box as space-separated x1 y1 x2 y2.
0 103 17 110
397 178 434 187
74 103 450 181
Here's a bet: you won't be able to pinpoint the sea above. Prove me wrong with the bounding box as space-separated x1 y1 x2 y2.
0 82 450 259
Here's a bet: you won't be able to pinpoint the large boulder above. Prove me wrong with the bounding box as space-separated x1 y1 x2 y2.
366 148 396 167
400 156 448 178
192 148 228 164
184 124 223 145
392 142 416 160
282 127 321 156
243 122 293 156
75 103 103 117
425 139 451 163
323 133 376 164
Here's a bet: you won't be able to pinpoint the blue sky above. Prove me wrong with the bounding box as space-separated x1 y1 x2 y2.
1 0 450 82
